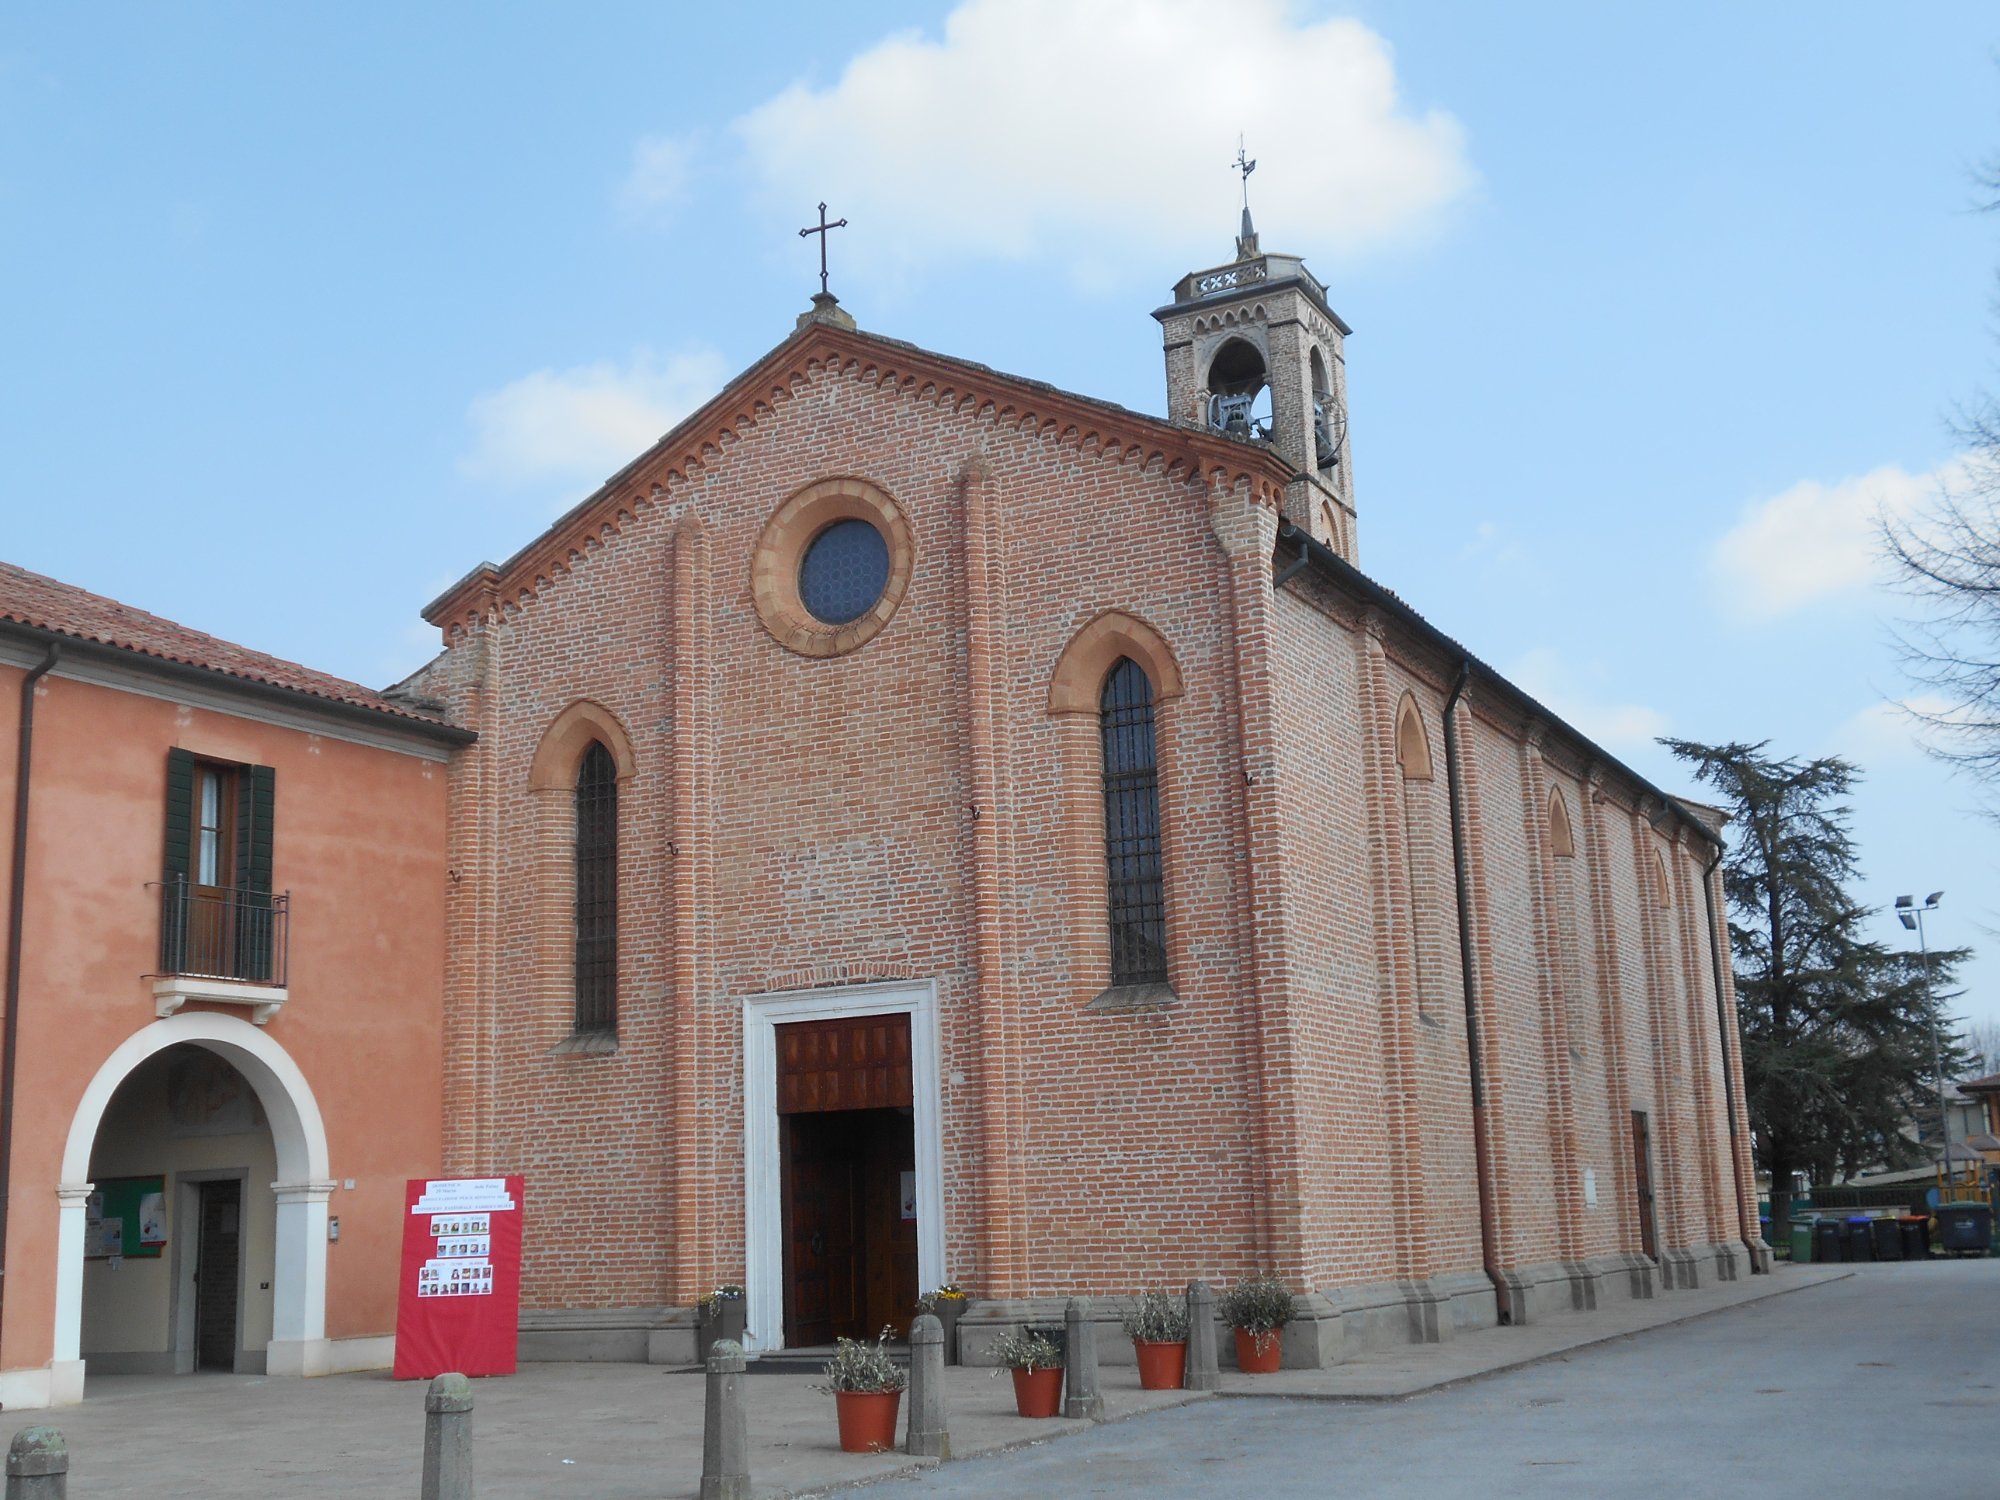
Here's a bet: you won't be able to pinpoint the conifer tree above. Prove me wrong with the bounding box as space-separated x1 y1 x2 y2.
1665 739 1969 1231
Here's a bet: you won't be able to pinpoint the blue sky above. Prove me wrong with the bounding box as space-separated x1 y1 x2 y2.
4 3 1995 1026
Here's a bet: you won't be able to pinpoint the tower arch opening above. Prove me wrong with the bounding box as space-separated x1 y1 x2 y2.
1203 337 1271 439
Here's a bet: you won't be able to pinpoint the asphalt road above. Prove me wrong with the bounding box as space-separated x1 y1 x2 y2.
847 1260 2000 1499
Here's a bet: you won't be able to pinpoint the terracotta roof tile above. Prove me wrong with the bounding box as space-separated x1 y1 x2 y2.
0 560 453 729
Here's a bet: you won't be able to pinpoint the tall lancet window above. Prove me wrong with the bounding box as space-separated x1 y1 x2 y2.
574 740 619 1034
1100 657 1168 986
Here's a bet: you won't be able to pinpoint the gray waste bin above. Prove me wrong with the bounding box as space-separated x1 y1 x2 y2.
1937 1202 1993 1256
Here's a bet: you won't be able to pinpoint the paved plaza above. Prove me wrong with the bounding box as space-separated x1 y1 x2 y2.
17 1260 1994 1497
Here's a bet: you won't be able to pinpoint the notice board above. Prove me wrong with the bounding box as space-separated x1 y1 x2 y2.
87 1176 166 1259
392 1176 524 1380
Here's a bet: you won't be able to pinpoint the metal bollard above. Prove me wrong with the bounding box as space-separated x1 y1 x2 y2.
421 1372 474 1500
700 1339 751 1500
1184 1281 1220 1391
904 1313 949 1459
5 1427 66 1500
1062 1298 1104 1421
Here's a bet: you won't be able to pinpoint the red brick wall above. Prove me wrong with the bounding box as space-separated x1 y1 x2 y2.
419 334 1752 1318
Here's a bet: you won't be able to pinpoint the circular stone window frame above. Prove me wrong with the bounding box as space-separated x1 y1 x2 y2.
751 476 914 658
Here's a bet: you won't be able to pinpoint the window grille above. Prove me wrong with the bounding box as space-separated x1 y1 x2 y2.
1100 657 1168 986
574 741 619 1033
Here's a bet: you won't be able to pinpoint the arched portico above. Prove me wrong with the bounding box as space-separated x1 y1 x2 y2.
50 1013 334 1402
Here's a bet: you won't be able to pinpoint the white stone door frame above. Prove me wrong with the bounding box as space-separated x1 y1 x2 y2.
49 1011 334 1404
741 980 944 1354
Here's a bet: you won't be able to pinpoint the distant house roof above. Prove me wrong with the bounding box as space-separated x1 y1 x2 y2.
1957 1071 2000 1095
0 560 468 741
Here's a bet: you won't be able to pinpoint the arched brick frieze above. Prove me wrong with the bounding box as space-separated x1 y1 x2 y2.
1047 609 1185 716
528 699 638 791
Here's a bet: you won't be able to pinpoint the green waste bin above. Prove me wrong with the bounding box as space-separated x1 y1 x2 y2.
1789 1218 1814 1263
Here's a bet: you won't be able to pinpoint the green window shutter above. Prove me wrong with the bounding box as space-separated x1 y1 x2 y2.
234 765 276 896
161 749 195 974
234 766 277 983
162 749 195 884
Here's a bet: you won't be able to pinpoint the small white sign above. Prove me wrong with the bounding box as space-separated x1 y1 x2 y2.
411 1179 515 1214
1583 1168 1598 1207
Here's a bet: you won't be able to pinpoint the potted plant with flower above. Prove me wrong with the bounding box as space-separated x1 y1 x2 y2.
915 1283 968 1364
696 1283 746 1364
1218 1273 1292 1374
1121 1289 1190 1390
990 1326 1065 1418
819 1329 908 1453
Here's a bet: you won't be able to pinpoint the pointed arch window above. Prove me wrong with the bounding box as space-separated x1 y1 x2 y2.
1100 657 1168 986
574 740 619 1034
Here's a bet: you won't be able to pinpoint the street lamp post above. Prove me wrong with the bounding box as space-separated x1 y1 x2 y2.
1896 891 1947 1190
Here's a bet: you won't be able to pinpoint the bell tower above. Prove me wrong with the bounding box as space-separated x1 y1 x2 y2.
1153 193 1357 561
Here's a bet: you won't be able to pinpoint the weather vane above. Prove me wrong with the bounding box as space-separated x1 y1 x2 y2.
798 202 848 298
1234 136 1256 211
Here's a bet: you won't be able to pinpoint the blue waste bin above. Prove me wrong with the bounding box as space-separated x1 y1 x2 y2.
1846 1216 1875 1262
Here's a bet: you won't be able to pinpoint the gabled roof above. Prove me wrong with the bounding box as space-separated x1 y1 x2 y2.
0 559 468 740
1957 1071 2000 1094
424 317 1297 633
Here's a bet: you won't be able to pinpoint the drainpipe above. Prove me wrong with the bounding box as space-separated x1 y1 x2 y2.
1700 841 1757 1261
1442 657 1513 1324
0 643 61 1341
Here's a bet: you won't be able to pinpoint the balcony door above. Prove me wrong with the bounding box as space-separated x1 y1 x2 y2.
186 763 240 977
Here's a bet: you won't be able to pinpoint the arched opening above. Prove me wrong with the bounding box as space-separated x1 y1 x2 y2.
1548 788 1576 858
1395 695 1433 781
1309 347 1343 472
1204 337 1271 439
55 1013 330 1399
80 1046 276 1376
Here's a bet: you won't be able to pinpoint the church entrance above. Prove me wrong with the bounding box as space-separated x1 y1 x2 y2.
776 1013 918 1346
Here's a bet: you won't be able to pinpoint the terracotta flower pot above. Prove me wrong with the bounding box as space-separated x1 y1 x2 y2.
1133 1338 1187 1390
834 1389 902 1453
1233 1326 1282 1374
1011 1364 1064 1418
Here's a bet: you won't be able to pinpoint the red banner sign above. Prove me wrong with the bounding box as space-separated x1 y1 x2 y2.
392 1176 524 1380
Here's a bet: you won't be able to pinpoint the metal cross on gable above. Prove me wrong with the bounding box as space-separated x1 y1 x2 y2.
798 201 848 297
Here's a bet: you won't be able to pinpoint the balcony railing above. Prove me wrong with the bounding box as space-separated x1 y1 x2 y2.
155 879 290 988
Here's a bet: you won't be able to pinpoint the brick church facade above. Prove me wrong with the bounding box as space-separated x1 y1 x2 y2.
406 218 1770 1367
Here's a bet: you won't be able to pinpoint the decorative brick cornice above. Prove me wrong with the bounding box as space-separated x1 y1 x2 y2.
425 322 1293 636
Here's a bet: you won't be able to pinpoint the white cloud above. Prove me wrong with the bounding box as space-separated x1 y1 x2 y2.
620 135 697 221
1709 458 1963 619
664 0 1471 281
1832 694 1972 768
1508 647 1669 752
460 348 727 489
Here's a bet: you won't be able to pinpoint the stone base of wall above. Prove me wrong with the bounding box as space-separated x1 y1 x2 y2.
518 1305 683 1364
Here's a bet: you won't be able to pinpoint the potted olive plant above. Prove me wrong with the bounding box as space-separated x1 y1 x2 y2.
915 1283 968 1364
990 1326 1065 1418
819 1329 907 1453
1121 1289 1190 1390
1218 1273 1292 1374
696 1283 746 1364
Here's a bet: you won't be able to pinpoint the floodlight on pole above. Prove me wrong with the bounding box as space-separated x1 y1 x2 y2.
1896 892 1950 1185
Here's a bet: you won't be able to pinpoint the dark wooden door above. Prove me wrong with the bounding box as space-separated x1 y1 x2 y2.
777 1014 917 1346
781 1113 863 1347
194 1179 241 1371
1631 1110 1659 1261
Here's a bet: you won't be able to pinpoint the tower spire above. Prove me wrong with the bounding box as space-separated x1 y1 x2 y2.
1233 137 1259 260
